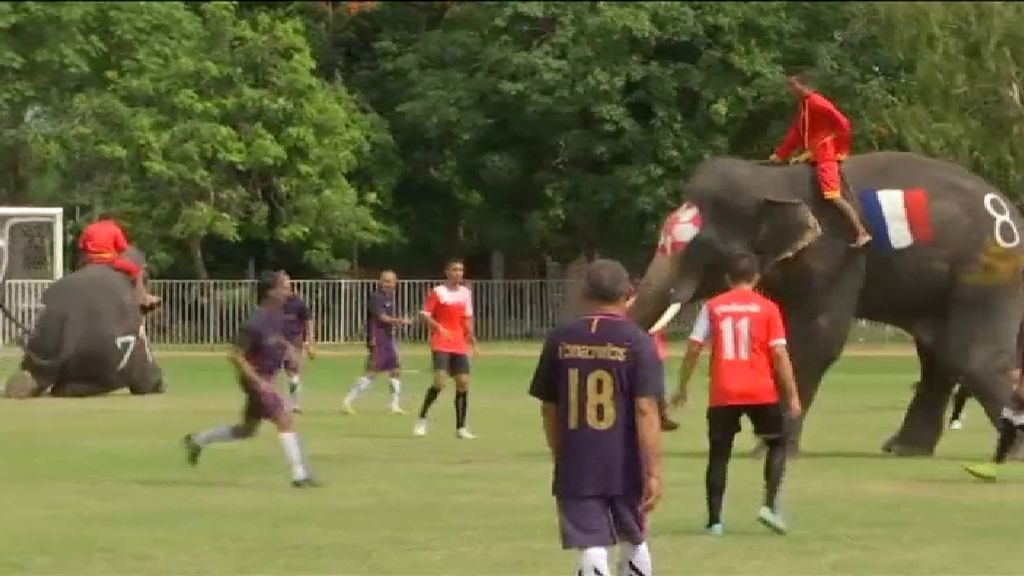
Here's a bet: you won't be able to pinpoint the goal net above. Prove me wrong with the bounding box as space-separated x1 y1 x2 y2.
0 207 64 359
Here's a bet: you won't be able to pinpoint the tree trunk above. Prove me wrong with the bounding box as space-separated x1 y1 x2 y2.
5 139 31 204
189 236 209 280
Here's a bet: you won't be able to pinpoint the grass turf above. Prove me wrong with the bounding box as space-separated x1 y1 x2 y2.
0 346 1019 575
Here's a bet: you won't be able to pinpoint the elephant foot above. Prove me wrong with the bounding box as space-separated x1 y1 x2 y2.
4 370 41 399
881 434 935 457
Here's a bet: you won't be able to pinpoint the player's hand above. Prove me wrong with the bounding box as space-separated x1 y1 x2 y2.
670 389 688 409
400 317 414 326
641 476 662 513
471 343 480 358
787 397 803 418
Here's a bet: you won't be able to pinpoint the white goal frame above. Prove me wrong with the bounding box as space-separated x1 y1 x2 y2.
0 206 64 281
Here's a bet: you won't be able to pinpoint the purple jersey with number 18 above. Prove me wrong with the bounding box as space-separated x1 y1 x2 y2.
528 313 664 498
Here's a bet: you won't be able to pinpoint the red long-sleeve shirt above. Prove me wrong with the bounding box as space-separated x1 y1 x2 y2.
774 92 852 161
79 219 130 257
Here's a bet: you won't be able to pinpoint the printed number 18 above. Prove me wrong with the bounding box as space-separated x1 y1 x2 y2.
719 316 751 361
567 368 617 431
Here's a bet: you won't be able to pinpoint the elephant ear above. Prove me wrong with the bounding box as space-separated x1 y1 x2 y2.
754 198 822 268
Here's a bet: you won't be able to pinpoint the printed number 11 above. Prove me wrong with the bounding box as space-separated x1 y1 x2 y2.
720 316 751 361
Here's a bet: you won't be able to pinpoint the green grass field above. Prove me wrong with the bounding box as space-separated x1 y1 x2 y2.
1 346 1019 575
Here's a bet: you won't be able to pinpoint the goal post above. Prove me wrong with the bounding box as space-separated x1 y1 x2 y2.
0 206 65 353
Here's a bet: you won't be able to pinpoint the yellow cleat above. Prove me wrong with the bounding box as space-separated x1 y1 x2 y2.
341 400 357 415
963 463 998 482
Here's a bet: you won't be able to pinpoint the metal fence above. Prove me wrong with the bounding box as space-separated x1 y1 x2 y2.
0 279 913 346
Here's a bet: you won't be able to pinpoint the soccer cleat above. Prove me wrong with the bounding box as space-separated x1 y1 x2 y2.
757 506 788 535
455 427 478 440
963 462 998 482
949 419 964 430
182 434 202 467
413 418 429 437
342 399 356 415
661 416 680 432
291 477 320 488
291 406 303 415
389 405 406 416
706 523 724 537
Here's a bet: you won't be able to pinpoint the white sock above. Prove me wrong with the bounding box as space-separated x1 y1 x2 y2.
578 547 610 576
389 378 402 407
347 376 373 402
278 432 309 481
195 425 237 446
620 542 653 576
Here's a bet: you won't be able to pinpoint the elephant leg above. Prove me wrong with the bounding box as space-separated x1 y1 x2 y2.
752 277 862 457
882 329 959 456
934 293 1021 456
50 380 107 398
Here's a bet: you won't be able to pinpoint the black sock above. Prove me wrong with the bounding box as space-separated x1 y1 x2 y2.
419 387 441 419
993 417 1021 464
950 387 970 423
705 435 734 527
455 391 468 429
764 437 787 510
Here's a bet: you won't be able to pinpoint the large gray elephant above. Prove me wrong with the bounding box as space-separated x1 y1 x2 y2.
629 152 1024 456
3 245 164 398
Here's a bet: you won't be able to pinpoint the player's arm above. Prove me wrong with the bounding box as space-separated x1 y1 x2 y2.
634 334 666 513
673 304 710 407
767 305 802 416
529 335 561 463
418 290 451 336
228 328 263 392
771 110 803 161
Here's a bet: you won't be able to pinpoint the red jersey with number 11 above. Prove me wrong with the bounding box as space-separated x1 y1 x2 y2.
689 287 787 407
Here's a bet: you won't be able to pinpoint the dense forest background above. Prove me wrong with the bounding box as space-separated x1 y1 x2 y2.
2 1 1021 279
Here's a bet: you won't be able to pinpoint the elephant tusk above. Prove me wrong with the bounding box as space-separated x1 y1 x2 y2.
648 302 682 334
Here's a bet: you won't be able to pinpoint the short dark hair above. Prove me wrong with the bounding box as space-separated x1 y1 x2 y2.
445 258 464 269
725 252 760 284
582 259 632 304
256 270 283 301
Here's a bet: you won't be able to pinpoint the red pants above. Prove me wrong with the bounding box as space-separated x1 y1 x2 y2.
813 138 843 200
85 252 141 281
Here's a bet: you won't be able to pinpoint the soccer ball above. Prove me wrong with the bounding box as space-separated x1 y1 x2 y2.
658 203 703 255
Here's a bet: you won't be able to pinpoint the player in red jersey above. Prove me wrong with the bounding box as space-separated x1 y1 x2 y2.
672 252 802 536
414 258 479 439
79 214 161 309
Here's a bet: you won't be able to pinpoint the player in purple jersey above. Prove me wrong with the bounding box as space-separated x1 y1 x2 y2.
182 271 317 488
530 259 664 576
343 270 412 415
281 275 314 413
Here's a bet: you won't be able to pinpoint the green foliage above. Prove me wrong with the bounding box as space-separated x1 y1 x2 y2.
4 1 1023 277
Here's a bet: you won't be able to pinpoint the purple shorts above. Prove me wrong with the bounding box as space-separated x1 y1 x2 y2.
556 495 646 549
243 381 286 422
366 343 400 373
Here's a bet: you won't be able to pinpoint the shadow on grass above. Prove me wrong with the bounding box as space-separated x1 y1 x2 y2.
664 450 966 462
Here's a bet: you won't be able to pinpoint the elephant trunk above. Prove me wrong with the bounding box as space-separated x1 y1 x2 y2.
629 253 676 332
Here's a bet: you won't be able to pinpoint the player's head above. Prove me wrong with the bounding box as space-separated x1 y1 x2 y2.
785 72 813 98
724 252 760 288
380 269 398 293
445 258 465 284
257 270 290 305
582 259 633 311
